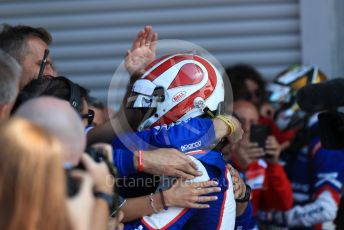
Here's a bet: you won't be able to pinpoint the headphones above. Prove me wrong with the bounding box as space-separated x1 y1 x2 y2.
60 76 82 112
36 48 83 112
12 75 84 116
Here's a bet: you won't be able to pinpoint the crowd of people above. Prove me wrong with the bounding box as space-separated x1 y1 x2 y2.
0 23 343 230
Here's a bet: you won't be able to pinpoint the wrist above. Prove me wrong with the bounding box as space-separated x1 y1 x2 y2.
137 150 144 172
129 72 142 84
266 155 279 164
95 184 113 194
216 115 237 136
95 195 110 209
94 191 114 213
236 201 249 217
267 159 279 164
133 151 138 169
159 189 168 210
133 150 145 172
213 118 228 140
235 184 251 203
152 193 163 211
149 193 163 213
239 184 247 200
163 189 173 207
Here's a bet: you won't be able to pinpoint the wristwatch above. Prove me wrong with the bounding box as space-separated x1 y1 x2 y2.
235 184 251 203
94 191 114 212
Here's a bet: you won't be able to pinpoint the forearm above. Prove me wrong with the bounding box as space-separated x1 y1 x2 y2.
87 120 117 145
91 199 110 230
87 111 123 146
236 201 248 217
213 118 230 140
121 193 163 222
87 73 142 146
213 116 242 144
114 149 136 178
264 163 293 210
235 202 255 230
286 191 338 227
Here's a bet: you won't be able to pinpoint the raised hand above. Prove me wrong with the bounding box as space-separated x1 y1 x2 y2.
125 25 158 76
264 135 282 163
234 135 265 170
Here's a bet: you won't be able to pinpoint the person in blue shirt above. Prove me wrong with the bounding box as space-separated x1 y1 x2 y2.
112 51 245 229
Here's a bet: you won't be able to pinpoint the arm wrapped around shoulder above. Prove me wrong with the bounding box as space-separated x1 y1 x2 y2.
214 115 243 144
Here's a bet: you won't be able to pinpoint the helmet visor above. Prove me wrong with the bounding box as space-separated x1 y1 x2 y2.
126 92 153 109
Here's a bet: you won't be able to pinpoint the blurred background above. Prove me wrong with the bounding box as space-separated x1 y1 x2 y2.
0 0 343 110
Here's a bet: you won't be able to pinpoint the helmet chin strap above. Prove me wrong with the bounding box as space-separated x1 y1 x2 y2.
193 97 216 118
203 107 216 118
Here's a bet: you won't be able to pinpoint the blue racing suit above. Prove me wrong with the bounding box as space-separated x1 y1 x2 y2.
112 117 251 229
257 124 344 229
281 137 344 229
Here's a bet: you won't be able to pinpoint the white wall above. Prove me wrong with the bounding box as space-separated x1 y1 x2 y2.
300 0 343 79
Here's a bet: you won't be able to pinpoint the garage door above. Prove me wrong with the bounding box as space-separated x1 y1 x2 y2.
0 0 301 110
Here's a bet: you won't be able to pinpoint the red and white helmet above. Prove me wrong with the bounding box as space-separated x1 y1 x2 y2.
127 53 224 130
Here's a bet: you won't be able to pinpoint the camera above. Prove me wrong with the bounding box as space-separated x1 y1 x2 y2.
77 147 118 176
296 78 344 150
250 124 271 149
78 147 107 167
65 146 120 215
250 124 273 159
66 147 118 197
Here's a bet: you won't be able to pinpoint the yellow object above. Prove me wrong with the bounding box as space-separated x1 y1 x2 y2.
216 115 236 135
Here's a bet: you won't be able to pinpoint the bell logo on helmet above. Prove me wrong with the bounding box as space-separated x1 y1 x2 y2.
172 91 186 102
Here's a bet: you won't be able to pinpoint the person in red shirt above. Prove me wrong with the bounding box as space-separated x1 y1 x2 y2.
222 100 293 217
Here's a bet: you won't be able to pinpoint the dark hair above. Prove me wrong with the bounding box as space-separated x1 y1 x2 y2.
225 64 266 101
0 24 52 63
12 77 89 114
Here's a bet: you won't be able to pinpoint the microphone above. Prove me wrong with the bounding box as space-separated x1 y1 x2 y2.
296 78 344 113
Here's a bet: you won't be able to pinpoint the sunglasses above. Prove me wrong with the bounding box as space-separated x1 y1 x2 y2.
81 109 95 126
37 49 50 79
